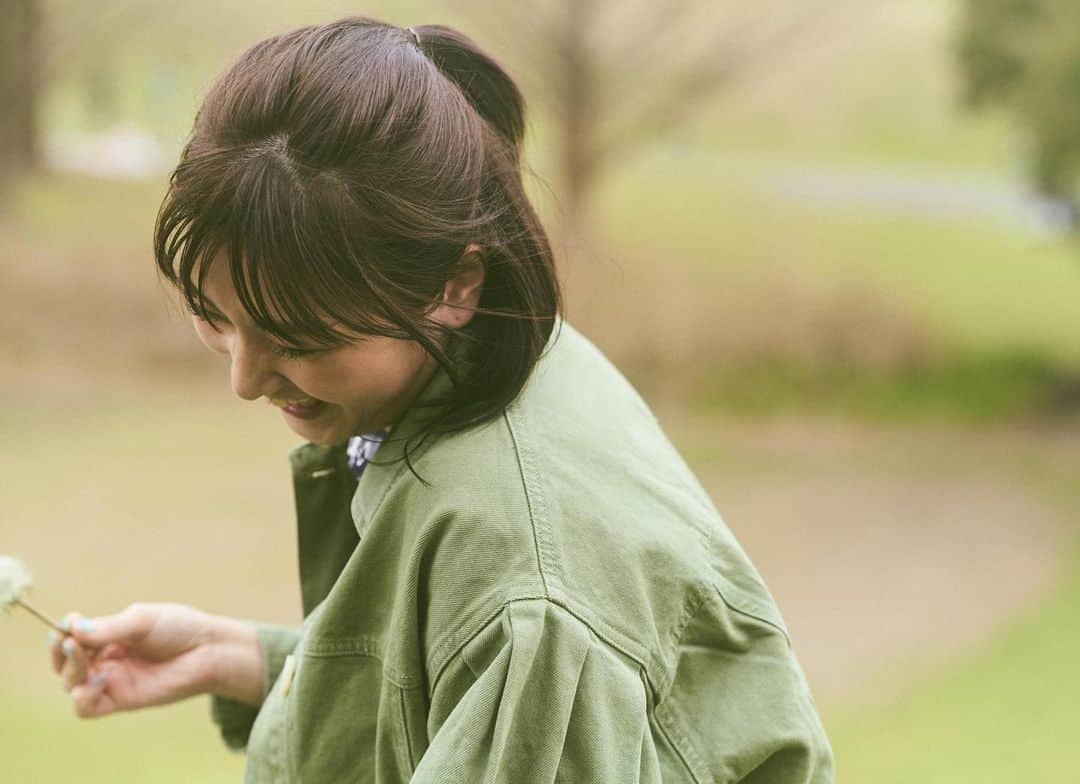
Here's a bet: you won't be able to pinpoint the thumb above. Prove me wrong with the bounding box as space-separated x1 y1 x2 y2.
64 604 155 648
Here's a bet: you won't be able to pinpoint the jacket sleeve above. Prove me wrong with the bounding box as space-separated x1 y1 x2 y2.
411 599 663 783
209 622 301 751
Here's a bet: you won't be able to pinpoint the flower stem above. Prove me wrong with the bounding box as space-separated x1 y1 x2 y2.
12 596 65 633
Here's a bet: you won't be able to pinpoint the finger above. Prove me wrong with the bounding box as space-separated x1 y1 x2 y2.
71 670 115 718
51 612 81 674
48 630 65 675
61 637 90 692
65 605 153 651
58 612 102 660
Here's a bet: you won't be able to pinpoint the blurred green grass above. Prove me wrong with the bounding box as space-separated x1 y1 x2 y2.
823 422 1080 781
0 692 244 784
831 547 1080 782
596 150 1080 365
0 397 298 783
8 173 164 256
696 353 1076 423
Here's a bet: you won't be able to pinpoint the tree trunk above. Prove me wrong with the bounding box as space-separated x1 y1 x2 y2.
557 0 597 253
0 0 42 200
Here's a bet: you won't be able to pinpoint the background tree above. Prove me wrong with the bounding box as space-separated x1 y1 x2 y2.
451 0 831 247
0 0 42 200
0 0 158 201
958 0 1080 225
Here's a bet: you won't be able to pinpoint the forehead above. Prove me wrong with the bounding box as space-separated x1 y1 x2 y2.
196 249 242 308
190 247 371 346
194 246 292 314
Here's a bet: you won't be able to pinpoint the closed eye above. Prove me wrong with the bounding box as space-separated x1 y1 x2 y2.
270 344 323 361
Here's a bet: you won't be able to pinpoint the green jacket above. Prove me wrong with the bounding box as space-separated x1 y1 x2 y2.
211 322 833 783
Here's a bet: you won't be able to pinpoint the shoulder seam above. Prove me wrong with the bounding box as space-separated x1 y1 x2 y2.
502 404 563 597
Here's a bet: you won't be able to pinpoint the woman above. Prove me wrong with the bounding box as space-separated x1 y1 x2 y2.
49 17 833 783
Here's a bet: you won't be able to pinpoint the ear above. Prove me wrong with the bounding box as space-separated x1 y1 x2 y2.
429 243 486 329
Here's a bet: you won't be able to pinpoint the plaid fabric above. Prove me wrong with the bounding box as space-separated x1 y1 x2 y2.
346 431 387 480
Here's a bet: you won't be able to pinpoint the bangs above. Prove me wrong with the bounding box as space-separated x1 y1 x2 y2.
154 142 427 348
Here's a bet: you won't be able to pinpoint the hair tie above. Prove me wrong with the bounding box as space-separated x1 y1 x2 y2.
406 26 421 47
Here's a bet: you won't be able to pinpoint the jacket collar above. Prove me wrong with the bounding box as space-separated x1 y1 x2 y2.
349 355 456 529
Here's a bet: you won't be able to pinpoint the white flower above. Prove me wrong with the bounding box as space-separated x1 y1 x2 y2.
0 555 33 610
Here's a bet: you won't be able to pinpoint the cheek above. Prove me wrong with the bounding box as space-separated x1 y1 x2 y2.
316 342 430 400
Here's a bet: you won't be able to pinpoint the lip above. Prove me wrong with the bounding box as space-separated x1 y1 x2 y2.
268 395 328 421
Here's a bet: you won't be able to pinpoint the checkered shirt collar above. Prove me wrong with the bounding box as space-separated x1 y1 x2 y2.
346 430 388 480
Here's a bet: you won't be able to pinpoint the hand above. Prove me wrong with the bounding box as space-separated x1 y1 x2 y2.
48 602 264 718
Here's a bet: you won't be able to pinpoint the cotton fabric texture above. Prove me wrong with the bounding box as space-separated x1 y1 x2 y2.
210 322 833 783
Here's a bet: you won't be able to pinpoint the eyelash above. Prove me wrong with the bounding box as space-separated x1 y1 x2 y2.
270 344 320 361
186 303 221 323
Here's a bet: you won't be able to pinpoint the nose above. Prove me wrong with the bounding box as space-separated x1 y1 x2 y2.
229 338 279 402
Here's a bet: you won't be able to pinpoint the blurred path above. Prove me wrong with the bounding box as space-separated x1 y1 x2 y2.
668 414 1072 704
747 162 1073 236
43 126 169 181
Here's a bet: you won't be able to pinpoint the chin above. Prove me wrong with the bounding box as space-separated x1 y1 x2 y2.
296 429 345 446
281 410 353 446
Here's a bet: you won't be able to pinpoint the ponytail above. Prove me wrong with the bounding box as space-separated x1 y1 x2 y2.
410 25 526 157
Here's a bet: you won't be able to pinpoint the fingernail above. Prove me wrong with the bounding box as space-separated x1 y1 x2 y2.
75 619 95 633
62 639 74 657
47 631 59 646
58 617 71 632
90 672 106 687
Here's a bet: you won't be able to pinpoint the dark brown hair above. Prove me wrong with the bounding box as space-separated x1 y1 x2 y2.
154 17 560 460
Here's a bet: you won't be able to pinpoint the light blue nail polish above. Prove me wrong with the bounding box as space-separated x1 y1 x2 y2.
90 672 106 687
47 631 59 646
58 617 71 632
75 619 95 633
62 639 74 657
